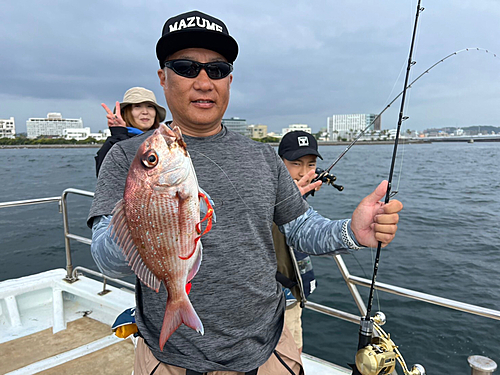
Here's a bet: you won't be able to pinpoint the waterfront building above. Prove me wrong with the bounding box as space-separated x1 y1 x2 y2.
387 129 398 139
0 117 16 139
63 128 111 141
267 132 282 140
96 129 111 140
222 117 248 136
248 124 268 139
327 114 381 141
26 113 83 139
282 124 312 136
317 127 328 141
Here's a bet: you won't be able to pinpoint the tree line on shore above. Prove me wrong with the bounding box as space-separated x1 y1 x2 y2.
0 135 285 145
0 135 105 145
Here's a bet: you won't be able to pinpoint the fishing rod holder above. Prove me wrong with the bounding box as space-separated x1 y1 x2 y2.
468 356 497 375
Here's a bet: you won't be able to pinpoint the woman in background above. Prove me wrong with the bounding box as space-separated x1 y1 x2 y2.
95 87 166 176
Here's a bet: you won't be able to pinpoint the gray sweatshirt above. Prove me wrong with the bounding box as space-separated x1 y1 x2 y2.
88 126 359 372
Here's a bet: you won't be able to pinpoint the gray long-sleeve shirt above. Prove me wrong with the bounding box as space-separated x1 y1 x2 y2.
91 208 360 278
88 126 361 372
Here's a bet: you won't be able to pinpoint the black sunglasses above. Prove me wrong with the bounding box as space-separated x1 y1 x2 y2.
163 59 233 80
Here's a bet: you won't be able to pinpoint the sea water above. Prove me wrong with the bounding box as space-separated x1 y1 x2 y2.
1 142 499 374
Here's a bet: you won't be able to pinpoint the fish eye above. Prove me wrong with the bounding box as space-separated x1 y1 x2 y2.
142 150 159 168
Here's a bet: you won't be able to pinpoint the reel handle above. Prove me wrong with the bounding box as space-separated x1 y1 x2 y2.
303 168 343 198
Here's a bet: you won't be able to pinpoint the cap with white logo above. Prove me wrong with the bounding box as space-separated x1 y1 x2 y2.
156 10 239 67
278 131 323 161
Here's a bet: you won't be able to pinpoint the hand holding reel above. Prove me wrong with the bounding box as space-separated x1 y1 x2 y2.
303 168 343 198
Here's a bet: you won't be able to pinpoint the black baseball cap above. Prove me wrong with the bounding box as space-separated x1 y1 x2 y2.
278 131 323 161
156 10 239 67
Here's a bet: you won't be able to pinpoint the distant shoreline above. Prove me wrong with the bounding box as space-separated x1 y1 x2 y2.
268 140 429 147
2 138 500 149
0 140 425 149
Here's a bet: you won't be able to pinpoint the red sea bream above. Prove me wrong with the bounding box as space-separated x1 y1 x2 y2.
109 124 214 350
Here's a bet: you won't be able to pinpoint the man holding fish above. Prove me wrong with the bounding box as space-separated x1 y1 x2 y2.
88 10 403 375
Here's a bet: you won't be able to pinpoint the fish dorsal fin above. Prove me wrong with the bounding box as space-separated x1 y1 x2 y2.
171 125 183 139
110 200 161 292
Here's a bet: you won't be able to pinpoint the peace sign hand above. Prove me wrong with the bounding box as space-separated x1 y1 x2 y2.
295 169 322 197
101 102 126 128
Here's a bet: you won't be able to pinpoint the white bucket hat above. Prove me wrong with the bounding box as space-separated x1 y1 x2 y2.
114 87 167 122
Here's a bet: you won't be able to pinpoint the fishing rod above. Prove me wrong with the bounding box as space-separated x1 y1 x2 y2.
308 47 498 197
351 1 426 374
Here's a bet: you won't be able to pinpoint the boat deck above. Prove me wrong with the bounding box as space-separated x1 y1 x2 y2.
1 318 134 375
0 269 351 375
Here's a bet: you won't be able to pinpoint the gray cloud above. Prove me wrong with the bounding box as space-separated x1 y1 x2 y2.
1 0 498 134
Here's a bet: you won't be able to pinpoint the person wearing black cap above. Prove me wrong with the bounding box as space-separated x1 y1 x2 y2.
278 131 323 193
274 131 323 354
88 10 403 375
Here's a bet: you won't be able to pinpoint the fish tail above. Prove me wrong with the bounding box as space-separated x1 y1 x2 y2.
159 295 204 351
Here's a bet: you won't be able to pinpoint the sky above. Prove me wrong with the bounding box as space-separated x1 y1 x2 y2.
1 0 499 134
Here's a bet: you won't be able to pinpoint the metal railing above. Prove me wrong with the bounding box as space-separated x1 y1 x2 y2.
2 188 500 325
328 253 500 322
60 188 95 281
0 188 136 293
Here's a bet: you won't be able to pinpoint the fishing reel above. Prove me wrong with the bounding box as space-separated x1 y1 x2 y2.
315 168 344 192
355 312 426 375
304 168 344 198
